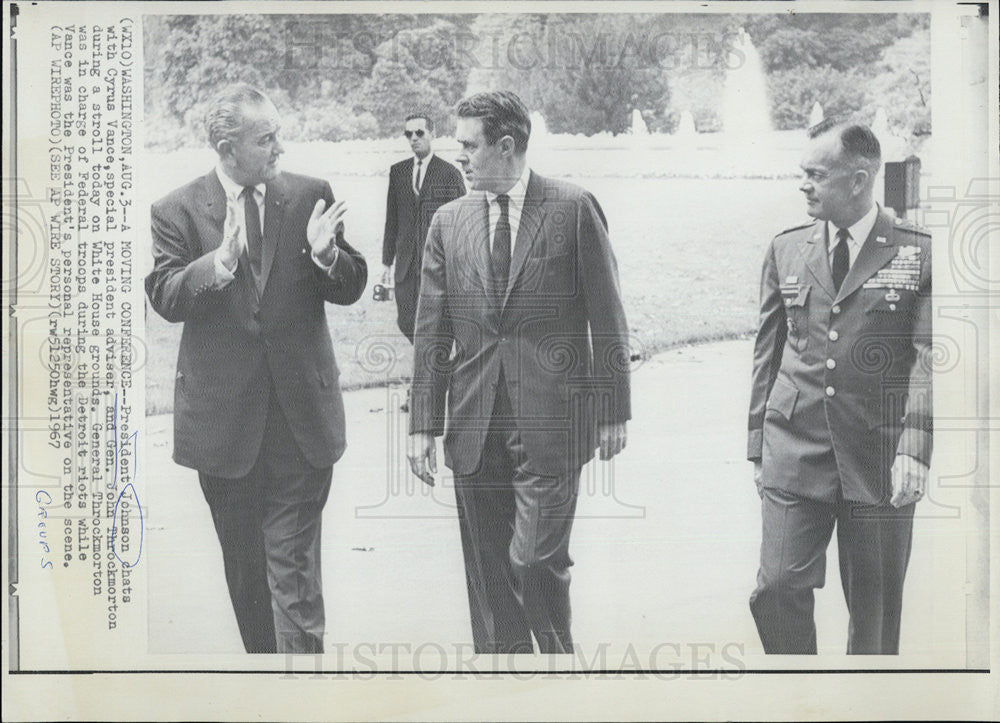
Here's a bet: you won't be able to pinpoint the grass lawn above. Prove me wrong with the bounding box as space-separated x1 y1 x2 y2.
142 147 805 414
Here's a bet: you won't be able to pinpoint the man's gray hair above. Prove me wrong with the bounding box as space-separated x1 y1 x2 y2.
205 83 271 151
808 118 882 178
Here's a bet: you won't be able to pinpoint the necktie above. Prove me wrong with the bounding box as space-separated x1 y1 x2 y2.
490 194 511 304
832 227 850 292
242 186 263 283
413 158 423 195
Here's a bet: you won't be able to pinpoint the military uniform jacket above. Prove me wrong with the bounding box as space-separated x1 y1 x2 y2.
747 207 932 504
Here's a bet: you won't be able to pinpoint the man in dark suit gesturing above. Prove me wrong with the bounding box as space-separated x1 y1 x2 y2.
747 121 932 654
145 84 367 654
408 91 631 654
382 113 465 343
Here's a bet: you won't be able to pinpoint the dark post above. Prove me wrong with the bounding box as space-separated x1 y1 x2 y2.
884 155 921 219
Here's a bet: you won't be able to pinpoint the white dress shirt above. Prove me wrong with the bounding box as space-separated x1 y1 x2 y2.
485 164 532 253
413 152 433 194
212 164 339 288
213 165 265 286
827 202 878 269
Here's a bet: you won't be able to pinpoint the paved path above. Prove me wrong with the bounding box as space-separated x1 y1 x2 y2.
145 339 953 663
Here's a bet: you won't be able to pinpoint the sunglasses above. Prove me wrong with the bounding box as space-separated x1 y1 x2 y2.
403 129 426 139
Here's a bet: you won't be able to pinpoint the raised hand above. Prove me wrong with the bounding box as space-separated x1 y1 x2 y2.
307 198 347 267
218 195 244 271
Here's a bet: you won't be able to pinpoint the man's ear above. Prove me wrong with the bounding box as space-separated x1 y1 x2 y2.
851 168 871 196
500 135 515 156
216 139 232 158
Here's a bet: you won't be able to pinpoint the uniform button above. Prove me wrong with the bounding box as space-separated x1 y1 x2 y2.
889 303 897 311
831 305 841 314
829 330 839 341
784 298 792 306
253 310 260 321
826 358 836 369
825 386 836 397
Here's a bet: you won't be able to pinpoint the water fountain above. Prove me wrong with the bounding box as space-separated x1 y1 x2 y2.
722 28 772 138
628 108 651 152
631 108 649 136
809 102 824 127
530 110 548 139
871 107 889 140
871 107 906 161
674 110 697 139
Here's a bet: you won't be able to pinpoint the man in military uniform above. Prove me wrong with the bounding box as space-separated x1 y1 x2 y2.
747 120 932 654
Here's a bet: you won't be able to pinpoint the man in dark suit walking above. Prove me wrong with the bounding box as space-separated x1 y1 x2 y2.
382 113 465 343
145 84 367 654
747 120 932 654
407 91 631 654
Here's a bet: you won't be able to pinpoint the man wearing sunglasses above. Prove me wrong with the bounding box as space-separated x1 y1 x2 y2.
382 113 466 348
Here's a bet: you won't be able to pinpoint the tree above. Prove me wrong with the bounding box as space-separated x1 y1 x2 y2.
143 12 931 147
468 14 674 135
768 65 868 130
359 59 452 137
865 28 931 138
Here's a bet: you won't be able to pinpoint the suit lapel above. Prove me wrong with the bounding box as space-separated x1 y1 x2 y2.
502 171 548 307
470 195 492 295
834 208 896 303
260 174 288 295
797 220 837 300
202 171 228 232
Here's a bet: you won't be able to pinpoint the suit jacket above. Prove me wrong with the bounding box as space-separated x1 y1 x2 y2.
410 171 631 476
747 207 932 504
145 170 367 478
382 154 466 285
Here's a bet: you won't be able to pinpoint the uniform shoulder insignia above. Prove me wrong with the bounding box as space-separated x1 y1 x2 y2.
892 216 931 237
775 220 815 238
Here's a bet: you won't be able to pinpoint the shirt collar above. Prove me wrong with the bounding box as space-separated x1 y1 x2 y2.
414 151 434 165
215 164 266 200
829 203 878 249
486 165 531 208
